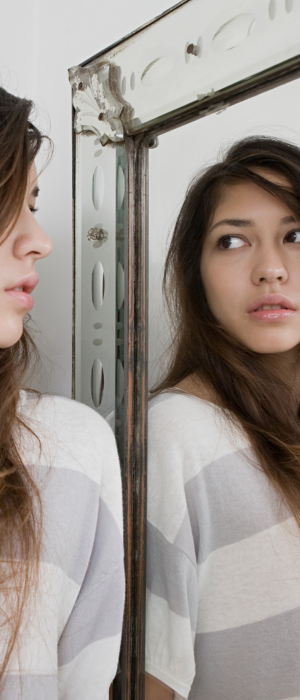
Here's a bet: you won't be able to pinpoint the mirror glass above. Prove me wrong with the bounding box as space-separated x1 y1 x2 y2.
146 76 300 698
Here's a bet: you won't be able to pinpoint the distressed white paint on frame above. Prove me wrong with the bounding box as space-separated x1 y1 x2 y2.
92 0 300 130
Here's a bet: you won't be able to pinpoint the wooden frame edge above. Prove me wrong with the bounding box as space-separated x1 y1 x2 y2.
121 133 149 700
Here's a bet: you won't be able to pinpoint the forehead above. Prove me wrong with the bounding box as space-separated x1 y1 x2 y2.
211 172 293 220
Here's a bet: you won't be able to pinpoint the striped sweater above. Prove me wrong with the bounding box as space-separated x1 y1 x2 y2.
2 391 124 700
146 391 300 699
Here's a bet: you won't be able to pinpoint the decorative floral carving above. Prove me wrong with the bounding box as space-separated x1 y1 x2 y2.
87 226 108 243
68 62 133 145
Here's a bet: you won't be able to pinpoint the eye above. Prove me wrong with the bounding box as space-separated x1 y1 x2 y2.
29 206 38 214
218 235 247 250
285 230 300 243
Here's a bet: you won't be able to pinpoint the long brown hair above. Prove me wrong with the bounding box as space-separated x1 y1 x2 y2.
154 136 300 524
0 87 50 680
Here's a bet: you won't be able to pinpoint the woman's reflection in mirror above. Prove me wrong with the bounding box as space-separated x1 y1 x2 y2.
0 86 124 699
146 136 300 699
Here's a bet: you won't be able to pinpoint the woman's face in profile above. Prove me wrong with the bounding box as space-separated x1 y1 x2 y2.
200 171 300 357
0 163 52 349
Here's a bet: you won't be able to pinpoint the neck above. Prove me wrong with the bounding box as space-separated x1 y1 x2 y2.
176 347 300 414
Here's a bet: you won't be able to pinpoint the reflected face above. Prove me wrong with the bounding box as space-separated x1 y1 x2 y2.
200 172 300 355
0 163 52 348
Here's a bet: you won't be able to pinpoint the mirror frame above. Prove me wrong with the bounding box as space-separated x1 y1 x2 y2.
69 4 300 697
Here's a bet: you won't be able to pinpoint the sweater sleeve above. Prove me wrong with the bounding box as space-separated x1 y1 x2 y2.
55 408 125 700
145 396 198 698
11 393 125 700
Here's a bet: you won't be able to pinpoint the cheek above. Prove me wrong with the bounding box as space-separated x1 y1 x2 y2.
201 255 248 331
202 259 234 313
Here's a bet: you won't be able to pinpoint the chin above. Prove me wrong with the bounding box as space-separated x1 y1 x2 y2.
252 346 295 355
0 325 24 349
244 338 300 355
0 338 23 349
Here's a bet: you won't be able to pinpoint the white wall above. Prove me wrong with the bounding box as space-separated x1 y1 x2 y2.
1 0 175 397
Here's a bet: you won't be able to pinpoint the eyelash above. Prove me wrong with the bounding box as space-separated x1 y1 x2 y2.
217 230 300 249
29 207 38 214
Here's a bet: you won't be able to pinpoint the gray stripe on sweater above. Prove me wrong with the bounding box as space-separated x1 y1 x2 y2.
36 466 122 589
182 447 289 563
147 521 198 629
190 606 300 699
58 497 124 665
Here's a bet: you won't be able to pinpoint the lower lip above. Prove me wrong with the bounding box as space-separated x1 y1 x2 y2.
248 309 295 321
5 289 34 310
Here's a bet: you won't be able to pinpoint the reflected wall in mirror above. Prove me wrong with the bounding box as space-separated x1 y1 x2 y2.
146 77 300 699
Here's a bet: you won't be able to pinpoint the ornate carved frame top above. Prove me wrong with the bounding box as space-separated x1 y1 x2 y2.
68 62 133 145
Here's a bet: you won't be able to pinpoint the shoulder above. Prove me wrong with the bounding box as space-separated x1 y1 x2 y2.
149 390 218 428
147 392 249 544
20 390 112 434
19 391 120 487
148 392 248 482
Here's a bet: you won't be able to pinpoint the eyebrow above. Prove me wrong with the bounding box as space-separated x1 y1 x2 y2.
30 185 40 198
209 214 298 233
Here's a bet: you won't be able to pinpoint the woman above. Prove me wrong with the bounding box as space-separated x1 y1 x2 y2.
145 136 300 699
0 86 124 698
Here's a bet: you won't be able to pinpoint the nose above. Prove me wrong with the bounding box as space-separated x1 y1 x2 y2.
251 245 288 286
13 211 53 261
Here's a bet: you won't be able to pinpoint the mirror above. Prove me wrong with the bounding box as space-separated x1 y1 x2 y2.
146 77 300 699
70 1 300 697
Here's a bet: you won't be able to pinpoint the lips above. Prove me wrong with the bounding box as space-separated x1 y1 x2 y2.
248 294 295 313
4 273 39 311
248 294 295 322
